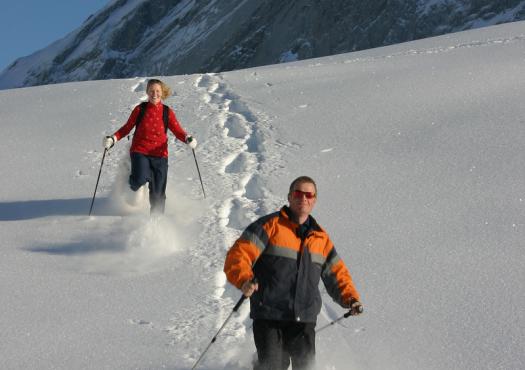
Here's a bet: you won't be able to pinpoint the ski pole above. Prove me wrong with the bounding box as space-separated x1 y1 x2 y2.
191 279 257 370
315 305 364 334
191 295 247 370
191 148 206 199
88 148 108 216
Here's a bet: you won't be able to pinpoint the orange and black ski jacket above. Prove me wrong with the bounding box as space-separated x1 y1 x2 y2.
224 206 360 323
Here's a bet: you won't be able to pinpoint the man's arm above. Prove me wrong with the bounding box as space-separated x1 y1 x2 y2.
321 243 362 311
224 238 260 289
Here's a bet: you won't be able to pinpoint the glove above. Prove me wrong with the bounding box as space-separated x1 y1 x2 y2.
186 136 197 149
240 279 258 297
103 135 116 149
349 300 364 316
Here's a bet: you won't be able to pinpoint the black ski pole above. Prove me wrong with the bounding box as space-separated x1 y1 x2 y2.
315 305 364 333
191 294 247 370
88 148 108 216
191 278 257 370
191 148 206 199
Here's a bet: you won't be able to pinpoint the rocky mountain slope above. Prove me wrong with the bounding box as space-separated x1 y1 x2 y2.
1 0 524 89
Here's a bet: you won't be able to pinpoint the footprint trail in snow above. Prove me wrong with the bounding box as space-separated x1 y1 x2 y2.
163 73 282 368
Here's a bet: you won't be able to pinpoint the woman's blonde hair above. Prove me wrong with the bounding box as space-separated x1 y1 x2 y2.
147 78 172 100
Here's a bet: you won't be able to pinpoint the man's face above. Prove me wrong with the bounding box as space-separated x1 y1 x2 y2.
288 181 317 220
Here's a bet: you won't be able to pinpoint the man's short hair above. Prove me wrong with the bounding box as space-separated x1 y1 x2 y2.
289 176 318 196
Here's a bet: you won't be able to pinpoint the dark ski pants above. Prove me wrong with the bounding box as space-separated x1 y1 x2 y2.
253 319 316 370
129 152 168 214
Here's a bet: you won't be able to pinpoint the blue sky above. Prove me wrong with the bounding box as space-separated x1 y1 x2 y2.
0 0 109 72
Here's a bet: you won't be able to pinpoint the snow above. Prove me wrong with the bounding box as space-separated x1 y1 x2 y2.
1 21 525 370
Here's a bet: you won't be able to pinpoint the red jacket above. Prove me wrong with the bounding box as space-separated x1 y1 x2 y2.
113 101 188 158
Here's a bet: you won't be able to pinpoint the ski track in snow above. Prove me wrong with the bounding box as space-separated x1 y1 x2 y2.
339 32 525 65
160 73 281 368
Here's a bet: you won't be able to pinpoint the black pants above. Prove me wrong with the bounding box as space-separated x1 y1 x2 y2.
129 152 168 214
253 319 316 370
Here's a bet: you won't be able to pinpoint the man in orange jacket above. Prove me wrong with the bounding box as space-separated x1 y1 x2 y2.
224 176 363 370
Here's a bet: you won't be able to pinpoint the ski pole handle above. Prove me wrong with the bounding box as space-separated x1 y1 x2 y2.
235 278 258 311
344 304 364 318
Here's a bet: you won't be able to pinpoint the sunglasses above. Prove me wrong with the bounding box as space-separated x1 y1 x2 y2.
291 190 316 199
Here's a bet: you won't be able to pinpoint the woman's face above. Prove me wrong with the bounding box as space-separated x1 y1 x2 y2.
147 83 163 104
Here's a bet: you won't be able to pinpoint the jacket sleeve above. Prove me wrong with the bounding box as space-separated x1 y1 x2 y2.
167 109 188 142
321 242 361 307
113 105 140 140
224 219 270 289
224 239 259 289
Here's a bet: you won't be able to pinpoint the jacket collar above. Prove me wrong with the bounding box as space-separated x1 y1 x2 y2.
280 206 322 232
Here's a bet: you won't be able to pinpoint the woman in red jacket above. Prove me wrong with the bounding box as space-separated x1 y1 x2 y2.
103 79 197 214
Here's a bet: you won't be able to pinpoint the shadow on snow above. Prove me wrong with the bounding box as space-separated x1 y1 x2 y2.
0 197 117 221
26 239 127 256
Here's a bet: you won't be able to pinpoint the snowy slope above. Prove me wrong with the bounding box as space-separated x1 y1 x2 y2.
1 21 525 370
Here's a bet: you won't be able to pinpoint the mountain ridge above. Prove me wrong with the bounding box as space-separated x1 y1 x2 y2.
1 0 524 89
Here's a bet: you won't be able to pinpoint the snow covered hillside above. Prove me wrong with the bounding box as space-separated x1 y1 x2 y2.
1 21 525 370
